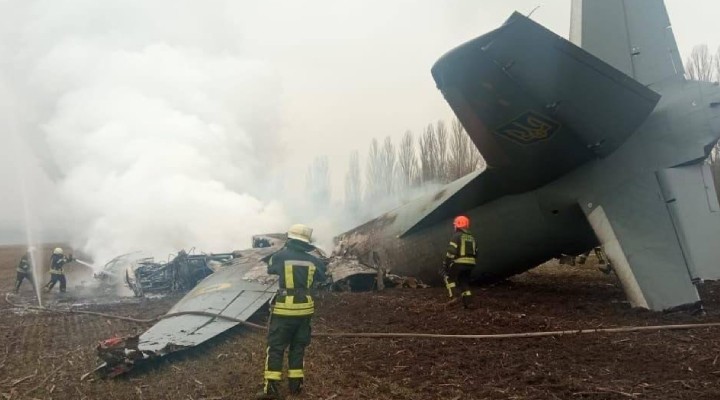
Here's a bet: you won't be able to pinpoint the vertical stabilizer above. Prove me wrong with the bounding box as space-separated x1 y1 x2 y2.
570 0 684 86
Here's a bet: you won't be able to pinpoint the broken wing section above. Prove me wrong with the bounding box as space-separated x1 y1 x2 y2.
432 12 660 193
138 247 278 354
582 173 700 311
570 0 684 87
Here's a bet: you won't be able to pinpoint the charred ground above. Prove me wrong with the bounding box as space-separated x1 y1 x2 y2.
2 244 720 399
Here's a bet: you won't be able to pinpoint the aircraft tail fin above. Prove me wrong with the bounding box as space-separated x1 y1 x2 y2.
570 0 685 86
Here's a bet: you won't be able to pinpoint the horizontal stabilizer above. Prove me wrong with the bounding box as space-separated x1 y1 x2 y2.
399 169 500 236
582 173 699 311
432 12 660 194
342 168 509 238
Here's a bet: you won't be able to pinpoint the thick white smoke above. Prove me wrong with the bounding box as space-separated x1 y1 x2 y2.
0 1 290 263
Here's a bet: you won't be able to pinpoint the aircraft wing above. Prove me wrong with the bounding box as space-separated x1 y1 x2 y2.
570 0 685 87
431 12 660 194
138 247 279 354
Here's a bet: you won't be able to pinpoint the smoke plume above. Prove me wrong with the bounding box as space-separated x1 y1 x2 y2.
0 0 290 263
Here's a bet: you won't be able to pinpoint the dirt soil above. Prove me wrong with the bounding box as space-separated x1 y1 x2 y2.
2 244 720 399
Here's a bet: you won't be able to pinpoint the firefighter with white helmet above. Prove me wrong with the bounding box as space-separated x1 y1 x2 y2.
45 247 73 293
257 224 327 399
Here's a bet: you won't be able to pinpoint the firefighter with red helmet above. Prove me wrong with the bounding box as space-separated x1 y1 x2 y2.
442 216 477 308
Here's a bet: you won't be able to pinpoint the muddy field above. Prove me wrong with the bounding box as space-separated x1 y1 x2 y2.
2 244 720 399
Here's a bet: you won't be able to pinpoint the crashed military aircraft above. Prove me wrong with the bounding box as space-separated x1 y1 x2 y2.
95 236 385 376
96 243 283 377
95 0 720 376
337 0 720 312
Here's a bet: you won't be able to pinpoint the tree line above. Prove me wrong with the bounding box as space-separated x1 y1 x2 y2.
306 118 484 217
685 45 720 191
305 44 720 222
685 44 720 82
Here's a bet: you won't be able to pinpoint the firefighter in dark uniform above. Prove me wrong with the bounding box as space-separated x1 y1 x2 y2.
45 247 72 293
442 215 477 309
15 249 35 293
257 224 327 400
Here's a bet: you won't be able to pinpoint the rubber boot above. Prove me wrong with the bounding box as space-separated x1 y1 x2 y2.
445 297 459 307
288 378 303 395
256 381 283 400
598 264 612 275
461 295 472 309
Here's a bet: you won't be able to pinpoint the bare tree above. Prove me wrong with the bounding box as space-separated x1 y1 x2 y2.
707 46 720 198
716 46 720 82
436 120 449 182
447 118 485 180
379 136 397 195
419 124 440 184
448 119 471 181
686 44 715 82
398 130 418 191
344 151 361 214
306 156 330 209
365 138 383 202
470 138 485 172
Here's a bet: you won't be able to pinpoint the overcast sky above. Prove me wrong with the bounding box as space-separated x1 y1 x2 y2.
234 0 720 196
1 0 719 248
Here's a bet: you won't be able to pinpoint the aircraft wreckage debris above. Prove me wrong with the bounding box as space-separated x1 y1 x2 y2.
92 235 429 377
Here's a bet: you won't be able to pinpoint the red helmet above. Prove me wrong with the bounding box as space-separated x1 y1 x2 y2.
453 215 470 230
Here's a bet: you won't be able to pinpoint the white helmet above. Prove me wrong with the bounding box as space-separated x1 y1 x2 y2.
287 224 313 244
53 247 63 255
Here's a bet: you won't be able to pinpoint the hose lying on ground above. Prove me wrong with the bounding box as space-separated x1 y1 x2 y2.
4 293 157 323
6 293 720 340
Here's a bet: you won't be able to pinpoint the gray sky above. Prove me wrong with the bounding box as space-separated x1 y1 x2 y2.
235 0 720 197
0 0 719 248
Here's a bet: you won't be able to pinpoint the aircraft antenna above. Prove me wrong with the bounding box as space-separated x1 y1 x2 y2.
527 5 540 18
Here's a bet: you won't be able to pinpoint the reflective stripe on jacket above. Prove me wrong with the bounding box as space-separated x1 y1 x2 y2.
49 254 68 275
445 229 477 266
267 240 327 316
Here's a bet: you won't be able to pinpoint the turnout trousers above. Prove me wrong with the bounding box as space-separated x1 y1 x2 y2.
264 315 312 389
46 273 66 292
15 272 34 292
444 263 474 299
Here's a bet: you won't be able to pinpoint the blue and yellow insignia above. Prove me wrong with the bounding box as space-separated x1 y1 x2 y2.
495 111 561 145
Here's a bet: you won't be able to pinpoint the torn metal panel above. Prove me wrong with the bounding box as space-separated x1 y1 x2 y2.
93 252 141 285
252 233 287 248
138 246 279 354
125 251 236 297
96 245 280 377
327 258 377 291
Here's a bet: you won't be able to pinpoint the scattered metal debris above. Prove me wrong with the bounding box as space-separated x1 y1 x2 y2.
124 250 235 297
95 245 280 377
93 233 428 377
252 233 287 248
326 257 377 291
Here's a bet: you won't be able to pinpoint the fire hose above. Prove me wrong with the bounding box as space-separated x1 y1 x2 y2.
7 293 720 340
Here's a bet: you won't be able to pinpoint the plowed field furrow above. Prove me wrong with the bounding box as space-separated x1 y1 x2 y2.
3 244 720 399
